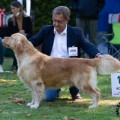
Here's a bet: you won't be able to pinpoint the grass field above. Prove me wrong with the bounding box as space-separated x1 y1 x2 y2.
0 57 120 120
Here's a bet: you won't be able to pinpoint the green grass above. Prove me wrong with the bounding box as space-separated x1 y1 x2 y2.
0 57 120 120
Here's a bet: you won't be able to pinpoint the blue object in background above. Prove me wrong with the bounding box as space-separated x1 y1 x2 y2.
44 89 58 102
97 0 120 33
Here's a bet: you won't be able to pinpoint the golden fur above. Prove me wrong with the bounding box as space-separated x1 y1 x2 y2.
3 33 120 109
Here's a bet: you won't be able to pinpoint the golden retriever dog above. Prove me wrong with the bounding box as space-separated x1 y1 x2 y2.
3 33 120 109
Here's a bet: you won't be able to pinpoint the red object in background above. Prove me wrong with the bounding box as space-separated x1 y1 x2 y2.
118 14 120 22
0 8 5 28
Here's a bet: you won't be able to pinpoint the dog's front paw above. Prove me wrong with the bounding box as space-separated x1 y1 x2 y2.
27 102 34 106
29 104 39 109
88 104 97 109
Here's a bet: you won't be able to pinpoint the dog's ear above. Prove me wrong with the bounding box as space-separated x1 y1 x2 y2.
15 39 25 55
16 38 30 54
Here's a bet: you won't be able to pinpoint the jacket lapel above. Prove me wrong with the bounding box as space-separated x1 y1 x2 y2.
67 26 74 48
48 31 54 54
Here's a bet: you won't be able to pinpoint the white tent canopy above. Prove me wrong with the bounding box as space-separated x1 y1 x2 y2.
18 0 31 16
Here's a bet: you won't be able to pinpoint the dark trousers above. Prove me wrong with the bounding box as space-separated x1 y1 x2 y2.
57 86 79 97
12 56 18 70
69 86 79 97
76 18 97 46
0 37 5 65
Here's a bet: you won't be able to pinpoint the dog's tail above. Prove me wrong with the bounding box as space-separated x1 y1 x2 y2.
94 54 120 75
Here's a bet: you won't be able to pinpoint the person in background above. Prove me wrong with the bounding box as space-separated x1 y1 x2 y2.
0 37 5 72
97 0 120 54
8 1 33 72
70 0 105 46
29 6 102 102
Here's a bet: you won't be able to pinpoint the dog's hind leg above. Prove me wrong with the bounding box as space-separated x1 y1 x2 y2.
27 81 45 109
85 70 100 108
89 88 100 109
84 86 100 109
75 82 100 109
73 75 100 108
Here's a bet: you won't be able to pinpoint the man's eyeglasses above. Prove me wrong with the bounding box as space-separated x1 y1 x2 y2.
52 19 65 24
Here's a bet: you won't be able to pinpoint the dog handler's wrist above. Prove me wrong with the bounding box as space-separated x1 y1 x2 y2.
95 53 102 58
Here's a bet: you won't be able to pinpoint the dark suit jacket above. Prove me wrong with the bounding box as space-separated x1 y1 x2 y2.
8 16 33 39
29 25 99 58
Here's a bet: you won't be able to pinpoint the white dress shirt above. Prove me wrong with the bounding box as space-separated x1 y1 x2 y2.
50 25 69 58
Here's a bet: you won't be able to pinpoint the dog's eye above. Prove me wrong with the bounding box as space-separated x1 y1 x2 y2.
11 37 17 41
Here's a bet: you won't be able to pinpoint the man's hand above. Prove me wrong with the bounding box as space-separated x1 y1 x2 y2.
95 53 103 59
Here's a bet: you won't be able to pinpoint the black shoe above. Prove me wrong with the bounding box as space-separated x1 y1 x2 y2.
10 65 17 73
72 93 82 101
10 65 17 71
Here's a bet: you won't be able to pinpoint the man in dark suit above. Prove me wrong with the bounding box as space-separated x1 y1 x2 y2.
29 6 102 101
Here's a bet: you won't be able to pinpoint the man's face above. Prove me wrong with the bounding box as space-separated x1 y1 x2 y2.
52 14 69 34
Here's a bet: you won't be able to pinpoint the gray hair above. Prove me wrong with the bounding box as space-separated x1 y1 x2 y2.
52 6 71 20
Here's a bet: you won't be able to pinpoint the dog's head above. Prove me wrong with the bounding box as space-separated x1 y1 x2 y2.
3 33 27 49
3 33 33 55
